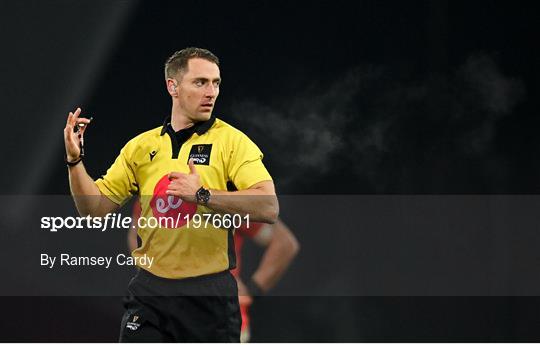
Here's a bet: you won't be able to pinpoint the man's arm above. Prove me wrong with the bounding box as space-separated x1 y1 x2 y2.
206 180 279 224
64 107 119 217
68 164 119 217
249 219 300 293
128 224 138 253
167 160 279 224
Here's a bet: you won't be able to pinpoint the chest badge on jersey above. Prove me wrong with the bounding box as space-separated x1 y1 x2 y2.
188 144 212 165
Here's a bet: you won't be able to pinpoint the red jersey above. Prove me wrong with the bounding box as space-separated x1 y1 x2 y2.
231 222 264 278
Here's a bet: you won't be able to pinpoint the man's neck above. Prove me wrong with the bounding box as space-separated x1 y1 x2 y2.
170 107 194 132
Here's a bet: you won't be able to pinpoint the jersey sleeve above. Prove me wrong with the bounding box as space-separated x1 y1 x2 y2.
95 142 138 206
228 132 272 190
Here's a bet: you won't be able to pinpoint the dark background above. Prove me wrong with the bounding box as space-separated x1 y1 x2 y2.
1 0 540 341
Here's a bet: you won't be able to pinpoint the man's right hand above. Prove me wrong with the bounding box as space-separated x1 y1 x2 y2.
63 107 119 218
64 107 92 161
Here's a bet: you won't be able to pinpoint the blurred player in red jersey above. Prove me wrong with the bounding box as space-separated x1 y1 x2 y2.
128 202 300 342
231 219 300 342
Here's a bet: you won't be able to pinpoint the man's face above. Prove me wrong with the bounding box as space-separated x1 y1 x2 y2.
174 58 221 122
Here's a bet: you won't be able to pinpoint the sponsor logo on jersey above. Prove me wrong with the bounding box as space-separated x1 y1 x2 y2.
126 315 141 331
149 174 197 228
188 144 212 165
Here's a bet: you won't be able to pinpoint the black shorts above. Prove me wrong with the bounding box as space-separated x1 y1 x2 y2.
119 269 240 342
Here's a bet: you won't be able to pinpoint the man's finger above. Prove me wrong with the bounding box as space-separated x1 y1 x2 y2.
76 118 91 134
67 108 80 126
66 112 74 127
73 107 81 120
165 185 180 195
188 159 197 174
76 118 91 124
168 172 184 180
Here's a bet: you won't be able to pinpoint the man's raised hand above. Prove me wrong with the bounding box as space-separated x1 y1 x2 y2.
64 107 92 162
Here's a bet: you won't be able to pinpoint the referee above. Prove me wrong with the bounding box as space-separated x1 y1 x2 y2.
63 47 279 342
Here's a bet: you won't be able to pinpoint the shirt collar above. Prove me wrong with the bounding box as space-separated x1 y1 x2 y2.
160 115 216 136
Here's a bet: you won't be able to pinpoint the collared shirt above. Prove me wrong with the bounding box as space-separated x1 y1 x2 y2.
95 116 272 279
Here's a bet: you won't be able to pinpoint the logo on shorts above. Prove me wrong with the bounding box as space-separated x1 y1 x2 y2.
126 315 141 331
188 144 212 165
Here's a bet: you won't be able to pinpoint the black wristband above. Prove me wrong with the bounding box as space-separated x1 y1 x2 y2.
65 154 83 167
246 279 264 297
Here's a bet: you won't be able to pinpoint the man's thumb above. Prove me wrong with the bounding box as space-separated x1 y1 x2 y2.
188 159 197 174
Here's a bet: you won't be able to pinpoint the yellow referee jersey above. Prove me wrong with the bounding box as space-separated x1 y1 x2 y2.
95 116 272 279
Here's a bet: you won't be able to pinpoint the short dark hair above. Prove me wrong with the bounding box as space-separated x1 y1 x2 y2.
164 47 219 80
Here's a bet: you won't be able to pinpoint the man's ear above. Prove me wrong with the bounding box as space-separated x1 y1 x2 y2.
166 78 178 96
